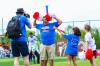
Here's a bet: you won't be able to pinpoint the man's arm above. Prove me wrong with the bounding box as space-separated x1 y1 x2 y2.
33 19 37 27
53 26 64 34
24 16 32 29
53 17 62 25
28 23 32 29
51 14 62 25
33 19 41 30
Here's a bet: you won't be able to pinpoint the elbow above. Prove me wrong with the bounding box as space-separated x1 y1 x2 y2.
60 20 62 24
59 20 62 25
29 26 32 29
33 24 36 28
29 24 32 29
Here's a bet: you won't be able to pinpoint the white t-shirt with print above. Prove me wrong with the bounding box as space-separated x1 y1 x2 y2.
84 32 96 50
28 35 37 51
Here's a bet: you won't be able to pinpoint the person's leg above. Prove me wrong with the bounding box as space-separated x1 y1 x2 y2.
40 60 47 66
34 50 40 64
67 55 72 66
89 50 97 66
24 55 30 66
40 60 44 66
32 54 36 64
49 59 53 66
20 42 30 66
40 44 47 66
72 56 77 66
44 60 48 66
48 44 55 66
90 59 93 66
92 56 96 66
14 57 19 66
93 56 96 66
90 57 96 66
92 50 97 66
44 50 48 66
11 41 20 66
59 47 63 56
29 51 32 62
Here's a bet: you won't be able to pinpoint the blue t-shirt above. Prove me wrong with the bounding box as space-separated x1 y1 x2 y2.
36 22 59 45
11 15 31 42
64 34 80 56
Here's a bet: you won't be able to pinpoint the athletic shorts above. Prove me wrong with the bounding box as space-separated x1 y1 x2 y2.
11 41 29 57
40 44 55 60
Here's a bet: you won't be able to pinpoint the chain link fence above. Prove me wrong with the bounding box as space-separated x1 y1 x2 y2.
0 18 100 35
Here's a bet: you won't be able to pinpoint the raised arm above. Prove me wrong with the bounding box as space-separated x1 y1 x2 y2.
53 17 62 25
33 19 37 27
27 22 32 29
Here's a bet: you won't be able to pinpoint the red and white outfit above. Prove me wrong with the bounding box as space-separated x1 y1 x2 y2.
84 32 96 51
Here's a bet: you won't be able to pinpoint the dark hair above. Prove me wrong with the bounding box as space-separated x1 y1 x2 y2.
73 27 81 36
84 24 91 31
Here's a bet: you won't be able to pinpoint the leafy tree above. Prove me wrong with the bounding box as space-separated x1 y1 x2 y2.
26 30 35 37
80 30 85 40
92 28 100 49
65 25 72 34
55 32 61 43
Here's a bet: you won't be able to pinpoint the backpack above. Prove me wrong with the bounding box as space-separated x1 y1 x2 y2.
6 16 22 39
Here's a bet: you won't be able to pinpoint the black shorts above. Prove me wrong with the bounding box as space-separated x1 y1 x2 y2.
11 41 29 57
93 50 97 58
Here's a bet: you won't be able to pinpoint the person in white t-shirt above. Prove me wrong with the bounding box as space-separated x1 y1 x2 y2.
28 33 36 52
84 24 96 66
28 32 40 64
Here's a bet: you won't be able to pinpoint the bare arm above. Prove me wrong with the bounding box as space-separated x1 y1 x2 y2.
33 19 37 27
28 23 32 29
53 17 62 25
53 26 64 35
86 41 89 49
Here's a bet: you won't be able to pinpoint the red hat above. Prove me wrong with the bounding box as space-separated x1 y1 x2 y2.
45 14 52 21
33 12 39 19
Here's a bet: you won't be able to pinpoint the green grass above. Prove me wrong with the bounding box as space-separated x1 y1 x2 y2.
0 57 100 66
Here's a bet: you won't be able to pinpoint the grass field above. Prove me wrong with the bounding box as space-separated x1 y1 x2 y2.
0 57 100 66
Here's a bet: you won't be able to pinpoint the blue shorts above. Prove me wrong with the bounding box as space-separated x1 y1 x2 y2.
65 48 78 56
11 41 29 57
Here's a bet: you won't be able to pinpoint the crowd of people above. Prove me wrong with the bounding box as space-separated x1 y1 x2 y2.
2 8 97 66
0 44 12 58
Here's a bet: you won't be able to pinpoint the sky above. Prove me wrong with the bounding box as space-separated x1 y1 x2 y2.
0 0 100 35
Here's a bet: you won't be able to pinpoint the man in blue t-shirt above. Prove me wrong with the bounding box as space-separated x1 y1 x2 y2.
33 15 62 66
11 8 32 66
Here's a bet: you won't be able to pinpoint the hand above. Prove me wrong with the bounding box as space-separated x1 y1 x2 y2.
53 26 64 34
38 17 43 21
33 12 39 19
50 14 56 18
53 26 58 29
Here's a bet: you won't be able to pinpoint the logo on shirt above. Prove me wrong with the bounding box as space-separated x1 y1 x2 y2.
71 38 78 47
42 26 49 32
